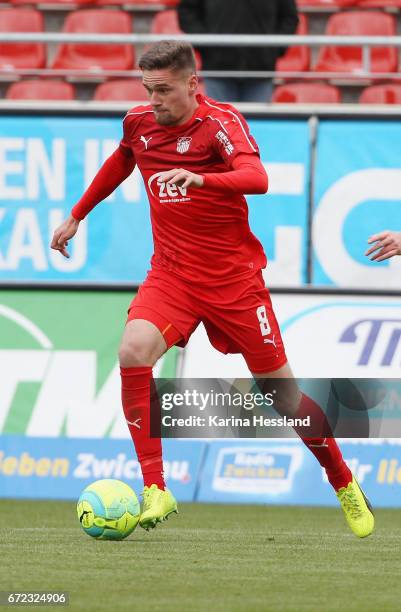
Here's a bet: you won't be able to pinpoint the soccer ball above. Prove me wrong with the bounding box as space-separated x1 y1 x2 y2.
77 479 140 540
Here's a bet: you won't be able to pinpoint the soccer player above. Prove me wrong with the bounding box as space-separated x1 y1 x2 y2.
51 41 374 538
366 230 401 261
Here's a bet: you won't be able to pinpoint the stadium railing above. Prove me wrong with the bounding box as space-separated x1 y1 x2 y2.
1 33 401 80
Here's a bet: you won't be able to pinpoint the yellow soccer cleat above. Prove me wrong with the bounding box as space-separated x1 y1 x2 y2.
336 477 374 538
139 484 178 531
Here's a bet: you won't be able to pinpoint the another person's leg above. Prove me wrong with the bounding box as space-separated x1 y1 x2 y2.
239 78 274 103
204 77 240 102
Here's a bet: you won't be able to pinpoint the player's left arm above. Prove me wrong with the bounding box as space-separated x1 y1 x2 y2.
365 230 401 262
159 110 268 194
158 154 268 194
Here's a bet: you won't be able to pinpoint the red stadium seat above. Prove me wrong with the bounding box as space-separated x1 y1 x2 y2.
275 14 310 73
0 8 46 70
128 0 178 4
97 0 177 5
272 82 341 103
150 10 202 70
12 0 95 6
297 0 357 6
356 0 401 7
359 83 401 103
314 11 398 74
52 10 134 72
151 9 181 35
94 78 147 101
6 79 75 99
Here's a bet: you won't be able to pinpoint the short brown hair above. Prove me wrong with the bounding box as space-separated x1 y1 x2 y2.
139 40 196 73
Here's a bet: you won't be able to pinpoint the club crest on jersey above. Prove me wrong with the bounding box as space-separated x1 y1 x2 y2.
177 136 192 154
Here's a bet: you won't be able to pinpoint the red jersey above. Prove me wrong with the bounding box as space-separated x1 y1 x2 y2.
120 93 267 286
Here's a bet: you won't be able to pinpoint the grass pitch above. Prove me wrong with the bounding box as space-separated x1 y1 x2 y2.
1 500 400 612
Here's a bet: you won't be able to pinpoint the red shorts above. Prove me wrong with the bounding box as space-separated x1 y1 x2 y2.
127 269 287 374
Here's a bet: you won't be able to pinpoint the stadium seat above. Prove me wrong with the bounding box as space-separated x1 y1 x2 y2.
12 0 95 6
359 83 401 103
0 8 46 70
272 82 341 103
314 11 398 74
275 14 310 73
6 79 75 100
129 0 178 4
94 78 147 101
52 10 134 72
356 0 401 7
297 0 357 7
97 0 178 5
150 10 202 70
151 9 181 35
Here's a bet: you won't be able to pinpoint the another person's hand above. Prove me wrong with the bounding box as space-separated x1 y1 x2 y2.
159 168 204 189
365 230 401 262
50 215 80 259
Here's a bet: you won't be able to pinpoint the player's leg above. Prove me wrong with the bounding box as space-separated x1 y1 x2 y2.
252 363 374 538
120 271 200 530
202 273 373 537
119 318 179 530
252 361 353 491
242 296 375 538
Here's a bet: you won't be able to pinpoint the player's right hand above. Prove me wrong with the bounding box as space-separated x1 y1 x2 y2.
50 214 80 259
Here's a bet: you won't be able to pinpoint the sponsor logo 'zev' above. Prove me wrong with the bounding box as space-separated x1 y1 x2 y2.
147 172 190 204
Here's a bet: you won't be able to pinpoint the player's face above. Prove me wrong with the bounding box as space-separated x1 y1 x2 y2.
142 68 198 126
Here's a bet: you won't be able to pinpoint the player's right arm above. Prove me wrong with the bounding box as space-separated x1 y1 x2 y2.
50 143 136 259
365 230 401 262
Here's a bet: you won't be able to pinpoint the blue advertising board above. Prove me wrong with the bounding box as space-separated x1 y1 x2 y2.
313 120 401 289
0 435 206 502
248 119 310 286
0 116 309 285
1 435 401 507
197 439 401 507
0 116 152 283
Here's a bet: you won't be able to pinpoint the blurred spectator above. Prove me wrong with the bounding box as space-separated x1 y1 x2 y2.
178 0 298 103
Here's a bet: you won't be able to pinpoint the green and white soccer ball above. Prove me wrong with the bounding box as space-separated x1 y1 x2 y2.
77 479 140 540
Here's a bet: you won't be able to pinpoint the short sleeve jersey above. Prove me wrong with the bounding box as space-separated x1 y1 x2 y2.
120 93 267 286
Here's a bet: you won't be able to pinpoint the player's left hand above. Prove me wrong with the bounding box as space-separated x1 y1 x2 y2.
159 168 204 189
365 230 401 262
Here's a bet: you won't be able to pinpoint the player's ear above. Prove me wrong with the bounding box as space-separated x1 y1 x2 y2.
188 73 198 94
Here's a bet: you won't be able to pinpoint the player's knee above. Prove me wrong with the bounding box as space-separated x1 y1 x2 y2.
118 338 156 368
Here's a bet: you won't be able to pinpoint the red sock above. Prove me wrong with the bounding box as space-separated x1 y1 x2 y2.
296 394 352 491
120 366 165 490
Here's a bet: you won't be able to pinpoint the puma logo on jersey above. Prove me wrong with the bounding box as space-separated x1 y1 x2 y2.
140 135 152 150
